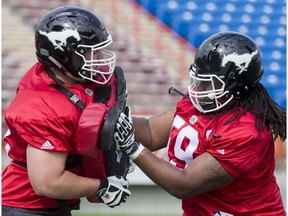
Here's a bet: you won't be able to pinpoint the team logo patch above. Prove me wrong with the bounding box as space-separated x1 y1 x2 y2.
39 28 81 51
85 88 93 96
189 115 198 124
221 50 258 74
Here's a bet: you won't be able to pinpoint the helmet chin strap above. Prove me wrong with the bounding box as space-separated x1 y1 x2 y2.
48 56 85 84
65 72 85 84
46 68 85 109
48 56 67 73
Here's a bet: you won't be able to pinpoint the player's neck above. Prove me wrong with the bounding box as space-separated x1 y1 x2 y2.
50 67 84 85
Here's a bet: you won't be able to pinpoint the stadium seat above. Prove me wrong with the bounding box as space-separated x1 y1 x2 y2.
171 10 206 40
260 72 286 109
140 0 169 15
266 86 287 108
156 1 186 27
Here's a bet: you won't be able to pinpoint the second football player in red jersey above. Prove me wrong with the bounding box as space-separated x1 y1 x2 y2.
114 32 286 216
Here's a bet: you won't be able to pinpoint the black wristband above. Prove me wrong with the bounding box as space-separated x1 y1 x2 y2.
93 179 108 198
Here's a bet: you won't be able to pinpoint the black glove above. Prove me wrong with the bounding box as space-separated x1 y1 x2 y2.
114 106 144 160
93 175 131 208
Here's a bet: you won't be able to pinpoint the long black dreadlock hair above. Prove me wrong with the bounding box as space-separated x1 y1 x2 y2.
226 82 286 141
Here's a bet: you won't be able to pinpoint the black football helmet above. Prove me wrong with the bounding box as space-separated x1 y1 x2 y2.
188 31 263 113
35 6 116 84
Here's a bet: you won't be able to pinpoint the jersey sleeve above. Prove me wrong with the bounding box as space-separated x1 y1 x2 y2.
206 123 262 178
5 90 81 152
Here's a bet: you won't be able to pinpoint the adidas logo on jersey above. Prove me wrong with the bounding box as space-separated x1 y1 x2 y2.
216 149 225 155
213 211 233 216
41 140 55 150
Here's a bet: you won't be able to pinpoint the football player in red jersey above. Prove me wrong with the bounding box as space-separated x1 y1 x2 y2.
2 6 131 216
114 32 286 215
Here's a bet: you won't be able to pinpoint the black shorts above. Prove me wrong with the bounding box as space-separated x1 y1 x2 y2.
2 200 80 216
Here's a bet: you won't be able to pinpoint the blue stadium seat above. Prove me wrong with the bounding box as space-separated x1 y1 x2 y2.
188 31 211 48
170 10 202 40
266 86 287 108
156 1 185 27
260 72 286 108
139 0 165 15
133 0 142 4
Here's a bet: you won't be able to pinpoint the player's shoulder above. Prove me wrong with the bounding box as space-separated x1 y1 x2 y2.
5 91 81 139
10 66 88 119
209 109 258 141
5 86 81 129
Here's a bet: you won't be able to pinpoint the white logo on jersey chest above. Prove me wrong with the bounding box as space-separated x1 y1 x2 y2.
189 115 198 124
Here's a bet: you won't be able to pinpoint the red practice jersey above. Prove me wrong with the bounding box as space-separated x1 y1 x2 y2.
166 97 285 216
2 62 96 208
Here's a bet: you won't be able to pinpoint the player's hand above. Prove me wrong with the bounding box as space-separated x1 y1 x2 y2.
114 106 144 160
93 175 131 208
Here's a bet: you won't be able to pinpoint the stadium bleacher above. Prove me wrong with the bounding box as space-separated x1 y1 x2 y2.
134 0 287 109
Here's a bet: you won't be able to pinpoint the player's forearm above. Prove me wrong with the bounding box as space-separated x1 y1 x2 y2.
133 116 154 150
134 150 234 199
133 148 195 199
32 171 100 199
133 109 175 151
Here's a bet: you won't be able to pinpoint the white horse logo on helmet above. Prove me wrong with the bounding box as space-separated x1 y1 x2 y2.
221 50 258 74
39 29 81 51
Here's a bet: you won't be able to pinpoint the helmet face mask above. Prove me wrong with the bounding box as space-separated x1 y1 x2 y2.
35 6 116 84
188 65 233 113
188 31 263 113
76 35 116 84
